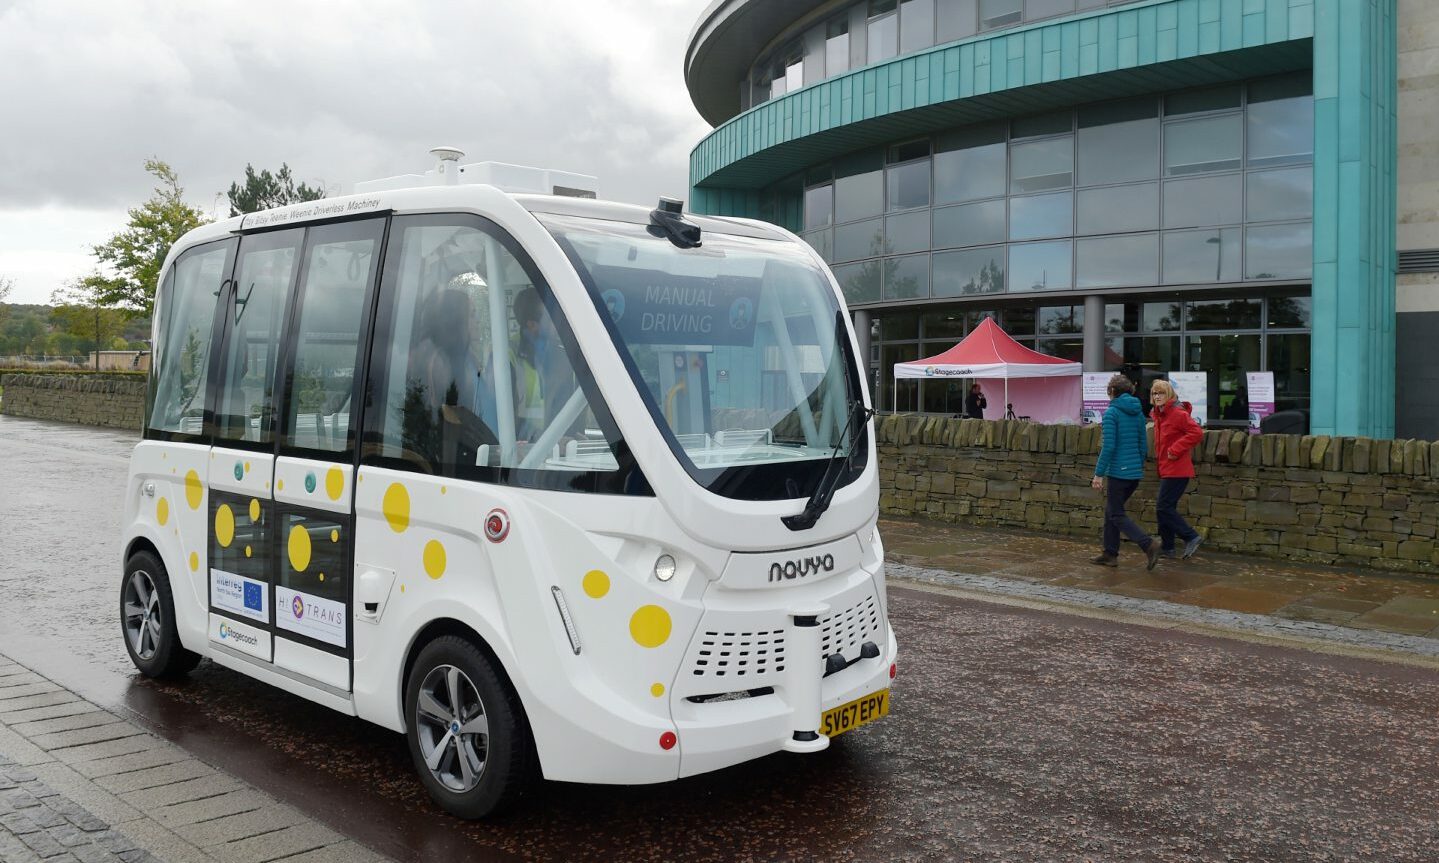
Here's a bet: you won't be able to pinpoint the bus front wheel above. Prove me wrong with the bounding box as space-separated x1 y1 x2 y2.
404 635 530 819
120 550 201 678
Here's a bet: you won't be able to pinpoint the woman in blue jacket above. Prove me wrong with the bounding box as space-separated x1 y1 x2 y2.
1090 374 1159 570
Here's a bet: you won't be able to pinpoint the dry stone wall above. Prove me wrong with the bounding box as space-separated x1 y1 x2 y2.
878 414 1439 576
0 374 145 431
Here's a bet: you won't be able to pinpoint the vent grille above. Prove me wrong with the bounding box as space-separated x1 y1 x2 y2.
1398 249 1439 274
820 595 881 660
691 629 786 678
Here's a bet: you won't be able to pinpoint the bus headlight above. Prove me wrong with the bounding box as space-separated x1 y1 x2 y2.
653 554 676 582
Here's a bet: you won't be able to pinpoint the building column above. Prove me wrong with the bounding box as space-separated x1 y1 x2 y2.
1082 295 1106 372
1311 0 1397 437
852 309 873 401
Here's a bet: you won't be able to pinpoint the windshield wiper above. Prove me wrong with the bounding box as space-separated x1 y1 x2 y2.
781 399 873 531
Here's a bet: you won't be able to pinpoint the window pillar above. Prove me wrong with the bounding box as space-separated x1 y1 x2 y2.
1082 294 1106 372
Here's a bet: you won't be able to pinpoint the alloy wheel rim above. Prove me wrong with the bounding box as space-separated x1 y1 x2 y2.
123 570 162 661
415 664 490 792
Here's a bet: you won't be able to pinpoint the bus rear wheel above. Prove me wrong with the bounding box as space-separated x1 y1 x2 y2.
405 635 530 819
120 550 201 678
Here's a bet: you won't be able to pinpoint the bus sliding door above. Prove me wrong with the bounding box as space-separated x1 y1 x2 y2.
206 228 303 664
271 218 387 694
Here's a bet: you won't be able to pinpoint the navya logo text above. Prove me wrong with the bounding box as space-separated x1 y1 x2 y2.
768 554 836 583
217 622 258 646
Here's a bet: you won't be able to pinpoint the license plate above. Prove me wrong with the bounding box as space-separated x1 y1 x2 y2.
819 689 889 739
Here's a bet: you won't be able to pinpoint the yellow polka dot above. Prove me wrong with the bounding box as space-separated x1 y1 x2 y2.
423 540 447 579
184 470 203 509
440 486 447 495
330 529 339 543
318 573 325 582
156 498 169 527
249 499 261 523
214 504 235 548
278 479 284 491
629 605 672 649
244 461 251 474
582 570 610 599
244 545 252 558
400 584 406 593
288 524 312 572
188 552 199 572
325 467 344 501
383 483 410 533
651 683 665 698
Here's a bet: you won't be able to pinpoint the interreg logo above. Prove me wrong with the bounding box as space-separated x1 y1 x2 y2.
292 595 306 620
304 472 317 494
233 462 244 481
768 553 836 583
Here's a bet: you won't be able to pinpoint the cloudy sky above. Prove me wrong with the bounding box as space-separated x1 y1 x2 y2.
0 0 713 305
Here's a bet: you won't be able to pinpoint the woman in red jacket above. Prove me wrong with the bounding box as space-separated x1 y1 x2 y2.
1150 380 1204 559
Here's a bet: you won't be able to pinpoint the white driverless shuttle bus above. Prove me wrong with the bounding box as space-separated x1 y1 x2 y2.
120 161 895 817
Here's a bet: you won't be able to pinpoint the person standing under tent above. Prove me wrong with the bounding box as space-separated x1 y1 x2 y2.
1090 374 1160 570
964 383 987 419
1149 379 1204 559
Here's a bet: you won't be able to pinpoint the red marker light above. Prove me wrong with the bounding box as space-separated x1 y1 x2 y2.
889 662 897 679
484 508 510 543
659 731 677 751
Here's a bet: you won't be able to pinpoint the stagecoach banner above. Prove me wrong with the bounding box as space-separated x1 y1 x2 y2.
892 361 1081 379
1081 373 1110 425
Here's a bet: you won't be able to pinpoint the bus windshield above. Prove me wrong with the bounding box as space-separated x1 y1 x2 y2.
539 213 867 501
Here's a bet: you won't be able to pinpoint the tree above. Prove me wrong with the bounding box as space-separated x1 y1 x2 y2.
51 282 129 369
227 163 324 216
0 276 13 328
81 160 209 318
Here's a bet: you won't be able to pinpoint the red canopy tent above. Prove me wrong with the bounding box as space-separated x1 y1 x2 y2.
891 318 1082 422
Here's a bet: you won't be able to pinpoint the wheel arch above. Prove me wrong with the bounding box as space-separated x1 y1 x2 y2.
399 617 533 738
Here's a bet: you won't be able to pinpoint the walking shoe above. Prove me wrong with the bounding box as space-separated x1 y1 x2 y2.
1144 541 1161 571
1090 553 1118 567
1182 535 1204 559
1160 548 1178 559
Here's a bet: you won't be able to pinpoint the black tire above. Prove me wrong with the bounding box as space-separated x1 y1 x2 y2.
120 550 202 678
404 635 530 819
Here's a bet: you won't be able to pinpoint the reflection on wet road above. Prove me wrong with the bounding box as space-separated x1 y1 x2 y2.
3 415 1439 862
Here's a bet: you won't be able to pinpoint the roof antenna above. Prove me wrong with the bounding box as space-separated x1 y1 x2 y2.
430 146 464 186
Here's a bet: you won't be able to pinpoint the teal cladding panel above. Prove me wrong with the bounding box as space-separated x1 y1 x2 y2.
1309 0 1395 438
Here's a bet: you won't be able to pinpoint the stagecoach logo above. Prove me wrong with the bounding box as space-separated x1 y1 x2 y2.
922 365 971 377
217 622 258 647
768 553 836 582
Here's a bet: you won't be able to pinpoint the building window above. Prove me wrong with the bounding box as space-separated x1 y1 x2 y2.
826 17 850 77
1009 240 1072 291
979 0 1022 29
899 0 935 54
868 0 900 64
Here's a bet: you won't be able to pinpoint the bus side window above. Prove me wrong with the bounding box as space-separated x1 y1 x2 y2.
281 220 384 455
363 215 629 488
214 230 302 445
147 240 234 436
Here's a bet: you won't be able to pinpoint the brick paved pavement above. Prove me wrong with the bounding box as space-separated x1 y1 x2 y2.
0 655 390 863
883 516 1439 657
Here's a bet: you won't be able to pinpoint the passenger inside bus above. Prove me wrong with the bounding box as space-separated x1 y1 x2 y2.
408 287 499 469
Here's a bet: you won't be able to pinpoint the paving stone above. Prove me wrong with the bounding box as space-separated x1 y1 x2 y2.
123 773 243 812
0 829 46 862
30 724 145 752
0 723 57 767
172 804 308 848
212 821 341 863
2 808 41 833
25 764 141 828
94 761 216 796
152 789 272 828
71 748 189 780
54 736 164 767
13 713 123 739
274 840 388 863
0 704 107 726
0 683 63 702
107 819 209 863
17 823 67 857
0 692 81 716
0 673 46 690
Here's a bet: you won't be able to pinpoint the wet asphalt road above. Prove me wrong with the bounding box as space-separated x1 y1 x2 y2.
3 414 1439 862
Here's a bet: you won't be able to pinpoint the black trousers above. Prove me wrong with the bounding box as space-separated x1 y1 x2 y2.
1156 476 1200 551
1103 477 1152 557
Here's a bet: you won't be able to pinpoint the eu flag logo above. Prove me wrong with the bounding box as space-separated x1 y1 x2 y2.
243 582 262 611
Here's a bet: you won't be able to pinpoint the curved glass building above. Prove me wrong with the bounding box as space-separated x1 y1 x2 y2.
685 0 1428 438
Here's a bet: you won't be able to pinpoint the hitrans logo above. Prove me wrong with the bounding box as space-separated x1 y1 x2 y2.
768 553 836 583
218 622 258 646
292 595 306 620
